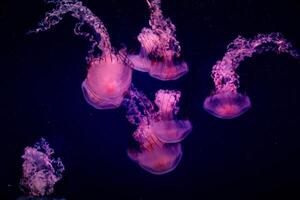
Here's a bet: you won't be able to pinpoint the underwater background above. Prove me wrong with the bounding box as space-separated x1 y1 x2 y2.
3 0 300 199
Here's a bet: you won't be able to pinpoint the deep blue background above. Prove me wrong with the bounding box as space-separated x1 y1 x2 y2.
2 0 300 199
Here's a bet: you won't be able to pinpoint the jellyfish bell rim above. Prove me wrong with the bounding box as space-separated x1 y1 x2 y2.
149 60 189 81
81 80 124 109
132 56 188 81
150 120 192 143
127 54 150 72
139 151 182 175
127 143 183 175
203 91 252 119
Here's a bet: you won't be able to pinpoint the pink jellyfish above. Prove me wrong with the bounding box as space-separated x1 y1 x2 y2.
150 89 192 143
123 85 192 174
127 125 183 175
31 0 132 109
20 138 64 196
204 33 299 119
128 0 188 81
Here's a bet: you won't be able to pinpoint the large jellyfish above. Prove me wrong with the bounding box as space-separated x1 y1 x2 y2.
123 85 192 174
31 0 132 109
128 0 188 81
20 138 65 196
204 33 299 119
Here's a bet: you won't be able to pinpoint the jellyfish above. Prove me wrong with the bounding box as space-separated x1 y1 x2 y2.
150 89 192 143
123 85 192 174
128 0 188 81
204 33 300 119
127 125 183 175
30 0 132 109
20 138 65 196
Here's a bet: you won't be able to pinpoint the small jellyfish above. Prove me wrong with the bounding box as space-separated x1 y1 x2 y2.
123 85 191 174
127 124 183 175
128 0 188 81
31 0 132 109
150 89 192 143
204 33 299 119
20 138 65 196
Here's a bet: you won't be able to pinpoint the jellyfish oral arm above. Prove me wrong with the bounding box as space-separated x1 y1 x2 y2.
30 0 112 53
212 33 299 92
154 89 181 120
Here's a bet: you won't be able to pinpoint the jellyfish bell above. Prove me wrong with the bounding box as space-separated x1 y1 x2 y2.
127 143 182 175
148 55 189 81
128 126 182 175
127 53 151 72
150 119 192 143
203 90 251 119
82 52 132 109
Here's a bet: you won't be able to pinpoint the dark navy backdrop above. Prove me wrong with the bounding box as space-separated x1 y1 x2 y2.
3 0 300 199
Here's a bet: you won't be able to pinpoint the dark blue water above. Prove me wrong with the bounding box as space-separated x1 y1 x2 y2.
3 0 300 199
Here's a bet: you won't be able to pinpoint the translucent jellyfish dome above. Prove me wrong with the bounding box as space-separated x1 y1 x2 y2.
127 125 183 175
82 52 132 109
204 90 251 119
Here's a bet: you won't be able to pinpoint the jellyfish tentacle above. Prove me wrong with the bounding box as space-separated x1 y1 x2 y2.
123 84 156 125
30 0 112 54
212 33 300 92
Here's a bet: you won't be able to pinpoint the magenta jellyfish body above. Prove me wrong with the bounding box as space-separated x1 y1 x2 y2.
204 89 251 119
150 89 192 143
20 138 64 196
128 0 188 81
82 52 132 109
128 125 182 175
31 0 132 109
123 85 191 174
204 33 299 119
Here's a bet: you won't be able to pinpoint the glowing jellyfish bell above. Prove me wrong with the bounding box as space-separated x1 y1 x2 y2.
123 85 191 174
30 0 132 109
82 50 132 109
128 0 188 81
127 125 182 175
204 33 300 119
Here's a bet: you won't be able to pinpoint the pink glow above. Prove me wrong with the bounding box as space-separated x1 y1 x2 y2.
82 52 132 109
204 89 251 119
128 125 182 175
20 138 64 196
31 0 132 109
123 86 191 174
128 0 188 81
204 33 299 119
